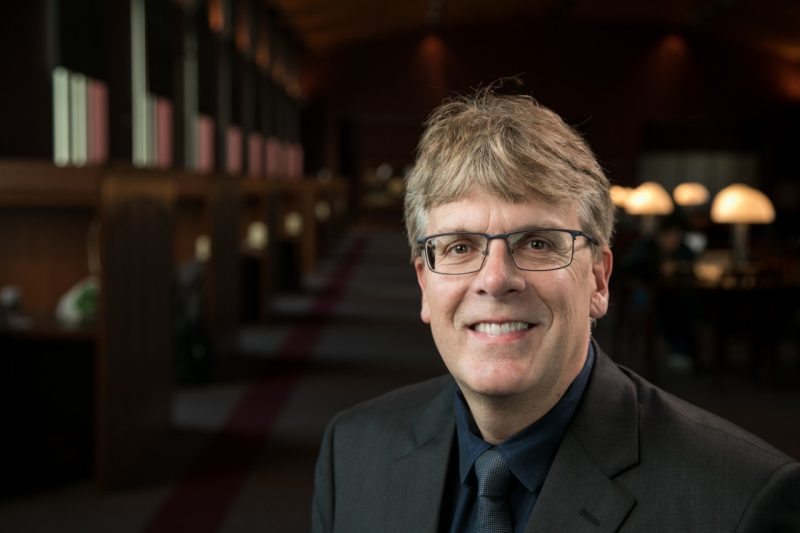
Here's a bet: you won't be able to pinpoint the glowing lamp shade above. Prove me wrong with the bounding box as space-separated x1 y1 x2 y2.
194 235 212 262
609 185 634 207
710 184 775 224
245 222 268 251
284 211 304 237
624 182 674 215
711 184 775 264
673 182 710 206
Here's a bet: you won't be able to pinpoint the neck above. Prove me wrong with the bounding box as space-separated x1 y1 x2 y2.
464 391 557 445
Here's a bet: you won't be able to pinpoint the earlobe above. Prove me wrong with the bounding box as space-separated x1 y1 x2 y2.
415 257 431 324
589 248 613 319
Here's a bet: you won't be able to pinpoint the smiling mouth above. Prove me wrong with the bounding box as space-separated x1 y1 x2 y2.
471 322 532 335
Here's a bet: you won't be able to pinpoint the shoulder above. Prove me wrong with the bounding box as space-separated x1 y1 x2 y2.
326 375 455 441
573 350 792 480
611 365 800 527
623 366 792 468
313 376 457 531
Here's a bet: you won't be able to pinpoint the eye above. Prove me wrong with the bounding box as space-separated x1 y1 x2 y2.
446 242 476 256
510 231 565 255
519 235 553 251
436 234 484 258
526 238 549 250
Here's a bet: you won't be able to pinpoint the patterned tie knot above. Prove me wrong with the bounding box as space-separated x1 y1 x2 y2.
474 448 514 498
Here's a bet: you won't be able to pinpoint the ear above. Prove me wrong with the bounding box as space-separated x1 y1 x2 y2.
589 247 613 319
415 257 431 324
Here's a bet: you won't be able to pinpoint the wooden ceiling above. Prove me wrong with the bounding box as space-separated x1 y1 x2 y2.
268 0 800 63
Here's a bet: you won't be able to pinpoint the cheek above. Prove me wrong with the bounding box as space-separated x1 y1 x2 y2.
425 281 464 328
430 288 453 320
545 270 590 320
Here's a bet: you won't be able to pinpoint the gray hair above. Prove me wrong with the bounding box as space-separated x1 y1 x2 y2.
403 86 615 261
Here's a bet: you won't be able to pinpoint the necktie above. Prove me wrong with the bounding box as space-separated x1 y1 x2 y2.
471 448 515 533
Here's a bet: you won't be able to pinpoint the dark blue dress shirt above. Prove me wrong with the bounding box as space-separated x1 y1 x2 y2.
445 343 596 533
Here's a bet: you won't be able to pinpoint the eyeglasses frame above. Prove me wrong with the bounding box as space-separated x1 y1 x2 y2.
416 227 600 275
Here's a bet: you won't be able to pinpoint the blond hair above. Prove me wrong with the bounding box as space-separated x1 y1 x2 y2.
404 87 614 261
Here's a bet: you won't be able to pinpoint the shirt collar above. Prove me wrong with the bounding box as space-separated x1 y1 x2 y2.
455 342 596 492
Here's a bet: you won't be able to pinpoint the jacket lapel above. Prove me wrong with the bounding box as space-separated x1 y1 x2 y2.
385 378 457 533
526 345 640 532
525 432 635 532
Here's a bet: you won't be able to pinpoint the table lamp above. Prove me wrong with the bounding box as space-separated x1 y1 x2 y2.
673 182 709 206
710 183 775 264
624 181 674 234
610 185 634 207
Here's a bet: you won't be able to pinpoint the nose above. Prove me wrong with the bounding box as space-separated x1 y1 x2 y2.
474 238 526 297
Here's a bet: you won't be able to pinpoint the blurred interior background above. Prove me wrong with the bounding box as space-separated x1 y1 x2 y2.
0 0 799 531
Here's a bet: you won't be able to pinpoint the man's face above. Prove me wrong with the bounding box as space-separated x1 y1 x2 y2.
414 191 612 404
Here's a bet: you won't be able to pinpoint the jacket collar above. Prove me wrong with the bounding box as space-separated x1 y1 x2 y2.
526 342 639 532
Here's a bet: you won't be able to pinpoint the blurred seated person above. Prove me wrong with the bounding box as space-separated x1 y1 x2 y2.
620 211 700 371
622 211 697 282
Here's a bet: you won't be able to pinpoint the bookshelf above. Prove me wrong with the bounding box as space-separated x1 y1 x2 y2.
0 162 175 491
0 0 349 492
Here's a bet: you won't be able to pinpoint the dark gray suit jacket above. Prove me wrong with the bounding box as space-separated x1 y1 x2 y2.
312 345 800 532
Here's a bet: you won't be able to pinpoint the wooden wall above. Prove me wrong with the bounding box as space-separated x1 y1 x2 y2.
302 18 800 206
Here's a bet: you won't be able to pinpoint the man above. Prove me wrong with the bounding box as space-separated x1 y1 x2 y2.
312 87 800 532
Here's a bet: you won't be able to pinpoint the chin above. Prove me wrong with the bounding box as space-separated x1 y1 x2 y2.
461 369 532 399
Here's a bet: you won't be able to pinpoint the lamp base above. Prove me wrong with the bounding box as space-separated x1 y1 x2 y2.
731 223 749 266
640 215 657 236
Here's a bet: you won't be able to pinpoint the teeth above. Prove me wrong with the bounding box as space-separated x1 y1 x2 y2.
473 322 530 335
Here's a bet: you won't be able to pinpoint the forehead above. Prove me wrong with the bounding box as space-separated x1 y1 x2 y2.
425 191 578 233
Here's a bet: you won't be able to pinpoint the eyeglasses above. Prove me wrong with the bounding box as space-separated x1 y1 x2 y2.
416 228 599 275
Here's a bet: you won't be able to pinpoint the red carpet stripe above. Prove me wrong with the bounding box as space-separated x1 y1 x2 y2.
143 236 368 533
